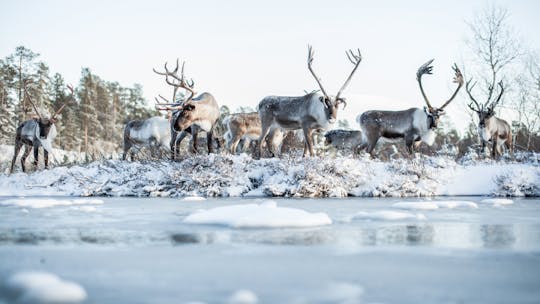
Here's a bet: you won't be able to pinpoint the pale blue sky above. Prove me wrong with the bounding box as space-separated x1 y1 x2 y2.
1 0 539 132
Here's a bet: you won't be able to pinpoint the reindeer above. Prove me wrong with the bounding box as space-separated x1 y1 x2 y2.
122 117 171 160
323 129 363 154
154 59 220 155
465 80 512 158
153 60 205 159
257 45 362 157
223 112 284 155
10 85 72 173
357 59 463 155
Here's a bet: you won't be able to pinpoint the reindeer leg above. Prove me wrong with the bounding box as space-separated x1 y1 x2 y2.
10 141 23 174
44 149 49 169
207 130 214 154
258 125 271 159
302 126 314 157
491 137 498 159
33 144 40 169
21 145 32 173
230 133 243 155
405 134 415 155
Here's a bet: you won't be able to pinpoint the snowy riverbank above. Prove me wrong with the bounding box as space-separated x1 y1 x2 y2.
0 153 538 197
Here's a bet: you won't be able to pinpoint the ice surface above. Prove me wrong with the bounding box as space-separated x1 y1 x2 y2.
0 198 103 209
183 201 332 228
347 210 426 221
3 271 87 303
182 196 206 201
392 201 478 210
480 198 514 205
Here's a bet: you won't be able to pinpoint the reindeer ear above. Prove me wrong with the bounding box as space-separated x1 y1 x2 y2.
318 96 329 108
185 104 195 111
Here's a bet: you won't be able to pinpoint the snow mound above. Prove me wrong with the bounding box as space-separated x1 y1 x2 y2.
480 198 514 205
3 271 87 303
183 201 332 228
392 201 478 210
227 289 258 304
348 210 426 221
0 198 104 209
182 196 206 201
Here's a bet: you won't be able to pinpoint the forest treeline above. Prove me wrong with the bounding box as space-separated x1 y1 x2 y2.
0 46 156 156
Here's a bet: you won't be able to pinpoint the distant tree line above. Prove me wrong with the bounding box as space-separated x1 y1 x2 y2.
0 46 155 157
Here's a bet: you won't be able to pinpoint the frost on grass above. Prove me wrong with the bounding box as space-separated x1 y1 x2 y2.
0 153 538 198
183 200 332 228
2 271 87 304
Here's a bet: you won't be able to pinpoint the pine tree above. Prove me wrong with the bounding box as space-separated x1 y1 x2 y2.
6 46 39 123
0 59 17 144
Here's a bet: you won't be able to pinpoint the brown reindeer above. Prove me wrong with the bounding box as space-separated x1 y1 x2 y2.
223 112 283 156
465 79 512 159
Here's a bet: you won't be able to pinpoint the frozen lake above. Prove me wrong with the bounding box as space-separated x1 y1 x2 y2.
1 196 540 303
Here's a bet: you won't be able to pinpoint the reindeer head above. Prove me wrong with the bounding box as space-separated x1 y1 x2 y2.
466 79 504 128
417 59 463 129
25 84 72 139
307 45 362 124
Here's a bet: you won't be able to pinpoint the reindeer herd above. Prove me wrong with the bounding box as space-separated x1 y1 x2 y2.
9 46 513 173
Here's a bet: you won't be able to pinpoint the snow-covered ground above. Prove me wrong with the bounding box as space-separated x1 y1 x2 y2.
0 152 538 197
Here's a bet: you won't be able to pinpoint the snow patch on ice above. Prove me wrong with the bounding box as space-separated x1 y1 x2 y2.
182 196 206 201
347 210 426 221
0 198 104 209
227 289 258 304
392 201 478 210
3 271 87 303
183 201 332 228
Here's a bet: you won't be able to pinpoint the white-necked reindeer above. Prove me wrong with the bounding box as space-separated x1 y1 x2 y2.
154 59 220 155
357 59 463 155
257 45 362 157
465 79 512 158
10 84 72 173
122 116 171 160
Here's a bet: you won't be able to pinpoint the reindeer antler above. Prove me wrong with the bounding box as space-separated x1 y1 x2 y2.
23 80 42 119
336 48 362 99
465 78 482 112
416 59 435 110
153 59 196 104
439 63 464 110
51 84 73 120
488 80 504 112
307 45 330 101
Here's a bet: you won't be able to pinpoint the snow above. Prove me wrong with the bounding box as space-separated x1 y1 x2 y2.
227 289 258 304
3 271 87 303
0 198 104 209
0 153 538 198
392 201 478 210
183 201 332 228
346 210 426 221
480 198 514 205
182 196 206 201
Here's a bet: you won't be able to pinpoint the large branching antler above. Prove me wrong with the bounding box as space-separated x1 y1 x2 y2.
23 80 42 119
307 45 330 101
439 63 464 109
153 58 196 106
416 59 435 110
336 48 362 99
465 78 482 113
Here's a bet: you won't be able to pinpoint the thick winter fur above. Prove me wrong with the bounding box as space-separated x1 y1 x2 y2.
324 129 363 153
357 107 439 154
122 116 171 160
257 92 339 157
10 118 58 173
171 92 220 155
476 112 512 158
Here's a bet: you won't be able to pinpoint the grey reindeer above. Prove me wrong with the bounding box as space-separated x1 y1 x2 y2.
257 45 362 157
357 59 463 155
10 84 72 173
